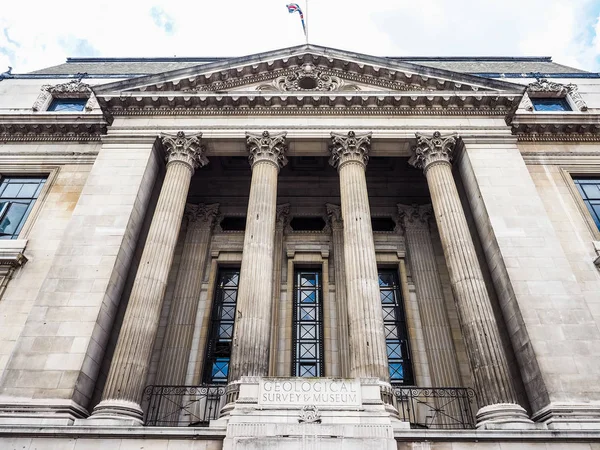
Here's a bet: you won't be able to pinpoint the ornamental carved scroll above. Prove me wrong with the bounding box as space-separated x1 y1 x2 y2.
298 405 321 424
524 78 588 112
32 79 99 112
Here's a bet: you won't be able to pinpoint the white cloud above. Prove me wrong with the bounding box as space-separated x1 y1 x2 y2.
0 0 598 74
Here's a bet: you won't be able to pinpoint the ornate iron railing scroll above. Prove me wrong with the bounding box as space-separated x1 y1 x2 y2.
144 385 226 427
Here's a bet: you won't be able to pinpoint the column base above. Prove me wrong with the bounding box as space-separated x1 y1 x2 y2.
476 403 540 430
532 402 600 430
82 399 144 426
0 398 88 426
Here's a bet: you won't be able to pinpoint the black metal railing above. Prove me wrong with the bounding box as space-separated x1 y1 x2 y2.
144 385 226 427
393 387 477 429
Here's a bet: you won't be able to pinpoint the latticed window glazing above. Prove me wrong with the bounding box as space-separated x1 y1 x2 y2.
379 269 414 385
292 269 324 377
203 269 240 384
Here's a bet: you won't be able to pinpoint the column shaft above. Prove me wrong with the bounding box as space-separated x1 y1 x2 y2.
410 131 531 426
425 162 517 404
229 131 287 381
398 204 462 388
155 204 219 385
92 132 207 422
330 132 388 381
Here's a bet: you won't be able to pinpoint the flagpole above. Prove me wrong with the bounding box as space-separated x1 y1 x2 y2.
305 0 309 44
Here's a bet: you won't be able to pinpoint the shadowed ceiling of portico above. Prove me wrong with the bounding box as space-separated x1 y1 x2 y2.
186 156 429 217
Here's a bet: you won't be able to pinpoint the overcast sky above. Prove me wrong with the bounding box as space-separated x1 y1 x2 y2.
1 0 600 74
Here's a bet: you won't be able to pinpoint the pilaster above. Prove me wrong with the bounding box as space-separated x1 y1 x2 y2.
269 203 290 376
457 134 600 430
325 203 350 378
0 135 161 425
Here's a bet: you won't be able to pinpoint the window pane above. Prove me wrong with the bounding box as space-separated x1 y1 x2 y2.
574 178 600 231
0 202 28 236
532 98 571 111
48 98 87 112
293 269 323 377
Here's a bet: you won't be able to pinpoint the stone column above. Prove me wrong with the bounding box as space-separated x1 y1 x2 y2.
329 131 388 381
268 203 290 376
397 204 462 389
92 131 208 423
229 131 288 381
409 131 531 427
325 203 350 378
155 203 220 385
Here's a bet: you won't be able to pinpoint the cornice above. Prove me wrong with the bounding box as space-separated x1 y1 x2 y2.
0 113 108 142
511 112 600 141
98 91 520 116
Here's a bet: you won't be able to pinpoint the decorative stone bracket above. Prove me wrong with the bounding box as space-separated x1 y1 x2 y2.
0 239 28 301
593 241 600 270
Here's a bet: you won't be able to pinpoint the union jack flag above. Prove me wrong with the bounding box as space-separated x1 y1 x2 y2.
287 3 307 36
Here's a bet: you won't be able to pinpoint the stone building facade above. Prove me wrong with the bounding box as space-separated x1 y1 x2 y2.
0 45 599 449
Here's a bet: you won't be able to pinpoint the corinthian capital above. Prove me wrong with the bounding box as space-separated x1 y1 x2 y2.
409 131 458 173
185 203 220 229
397 204 433 232
246 131 288 170
276 203 291 231
161 131 209 172
329 131 372 170
325 203 343 231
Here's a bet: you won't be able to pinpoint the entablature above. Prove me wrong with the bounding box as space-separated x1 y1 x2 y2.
97 91 521 116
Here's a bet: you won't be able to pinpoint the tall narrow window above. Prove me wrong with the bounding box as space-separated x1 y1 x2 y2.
203 269 240 384
379 269 414 385
0 176 46 239
574 178 600 230
292 269 324 377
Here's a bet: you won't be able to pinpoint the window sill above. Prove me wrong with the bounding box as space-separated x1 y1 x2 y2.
0 239 28 269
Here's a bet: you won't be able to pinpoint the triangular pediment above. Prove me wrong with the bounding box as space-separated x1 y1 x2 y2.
95 44 522 95
94 45 525 115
